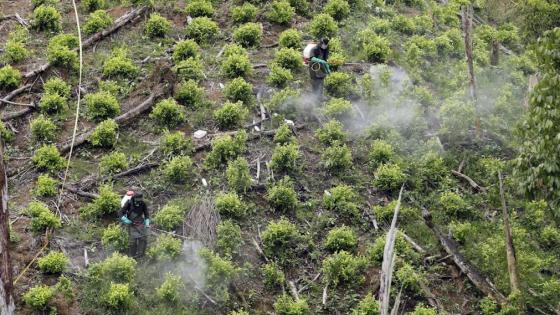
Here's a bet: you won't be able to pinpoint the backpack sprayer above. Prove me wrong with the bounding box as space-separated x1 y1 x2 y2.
303 41 332 74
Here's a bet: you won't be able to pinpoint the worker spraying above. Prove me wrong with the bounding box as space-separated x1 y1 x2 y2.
305 38 332 98
120 191 150 258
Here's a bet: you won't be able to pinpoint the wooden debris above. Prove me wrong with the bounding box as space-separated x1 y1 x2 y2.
451 170 487 193
398 230 426 254
0 139 15 315
498 171 520 294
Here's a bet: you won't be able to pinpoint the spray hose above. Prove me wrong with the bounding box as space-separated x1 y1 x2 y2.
126 221 193 240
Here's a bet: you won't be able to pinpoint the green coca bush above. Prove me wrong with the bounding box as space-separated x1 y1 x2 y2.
156 273 184 303
224 77 255 106
221 53 252 78
30 115 57 143
363 35 391 63
216 192 247 218
26 201 61 232
175 79 205 108
262 218 301 264
373 163 405 192
32 144 65 173
324 184 359 217
271 143 300 174
43 77 70 98
147 234 183 260
322 251 365 287
23 285 54 310
32 0 59 7
310 13 338 39
33 174 59 197
3 39 29 64
273 123 296 145
395 264 423 291
273 48 302 72
372 200 417 223
267 1 295 25
438 191 469 218
214 101 248 130
315 119 346 145
324 226 357 252
104 283 132 310
217 220 243 258
279 28 302 50
274 295 311 315
0 65 22 90
352 293 380 315
80 185 120 218
102 48 139 79
266 176 298 212
185 0 214 18
321 142 353 174
85 92 120 122
90 119 118 148
367 233 420 265
368 139 394 169
205 130 247 168
268 64 293 88
233 22 263 48
324 0 350 21
223 43 247 58
172 39 200 62
262 262 286 289
0 121 13 143
163 155 193 183
150 98 186 129
145 13 172 38
185 17 219 44
38 251 68 273
160 131 193 157
32 5 62 32
198 248 239 303
101 223 128 252
39 92 67 115
153 203 186 231
324 72 353 98
99 151 129 175
174 57 205 82
231 3 257 23
226 157 252 193
322 98 353 119
47 34 79 69
83 0 105 12
84 10 113 35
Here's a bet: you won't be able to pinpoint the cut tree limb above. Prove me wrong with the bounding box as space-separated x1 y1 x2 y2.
498 171 520 294
0 139 15 315
398 230 426 254
422 206 507 304
0 84 33 108
451 170 487 193
62 184 98 200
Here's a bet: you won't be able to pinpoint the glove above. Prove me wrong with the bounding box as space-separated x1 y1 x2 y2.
144 218 150 227
325 63 332 74
311 57 327 65
120 216 132 225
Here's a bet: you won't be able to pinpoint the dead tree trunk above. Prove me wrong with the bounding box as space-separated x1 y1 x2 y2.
462 5 476 102
498 171 520 294
491 40 500 66
0 140 15 315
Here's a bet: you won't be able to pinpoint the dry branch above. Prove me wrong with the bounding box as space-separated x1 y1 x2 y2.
0 84 33 108
62 184 98 200
422 207 507 304
0 139 15 315
398 230 426 254
185 194 219 247
498 171 520 294
451 170 487 193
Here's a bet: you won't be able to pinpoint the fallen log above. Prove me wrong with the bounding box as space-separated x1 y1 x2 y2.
61 184 98 200
22 6 149 80
1 105 35 121
0 84 33 108
422 207 507 304
451 170 487 193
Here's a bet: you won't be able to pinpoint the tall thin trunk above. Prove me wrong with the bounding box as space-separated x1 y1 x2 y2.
0 139 15 315
498 171 520 294
462 5 477 102
491 40 500 66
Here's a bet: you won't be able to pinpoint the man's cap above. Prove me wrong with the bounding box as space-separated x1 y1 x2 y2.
320 38 329 45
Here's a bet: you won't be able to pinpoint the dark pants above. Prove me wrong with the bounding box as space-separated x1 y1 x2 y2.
128 224 147 258
311 78 324 98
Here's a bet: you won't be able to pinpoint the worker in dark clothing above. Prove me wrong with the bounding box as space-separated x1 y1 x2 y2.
120 192 150 259
309 38 331 98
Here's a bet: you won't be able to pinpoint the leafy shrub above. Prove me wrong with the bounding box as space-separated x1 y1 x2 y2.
374 163 405 192
364 35 391 63
274 295 311 315
322 251 365 287
324 185 359 217
175 79 205 108
226 157 252 193
223 43 248 58
147 234 183 260
3 40 29 63
262 262 286 289
99 151 128 174
83 0 105 11
47 34 79 69
84 10 113 35
267 1 295 25
221 53 252 78
30 115 57 143
279 28 301 50
438 191 468 218
90 252 136 283
214 101 248 130
0 65 22 90
43 77 70 98
324 72 352 98
266 87 300 113
541 225 560 248
324 0 350 21
172 40 200 62
23 285 54 310
325 226 357 252
367 233 420 264
80 185 120 218
323 98 353 119
160 131 193 157
198 250 240 304
145 13 171 38
156 273 184 303
0 121 13 143
163 155 193 183
274 123 296 145
90 119 118 148
85 92 120 122
32 144 65 173
101 223 128 252
39 92 67 115
391 15 415 35
368 140 394 169
267 64 293 88
150 98 186 129
395 262 422 293
104 283 132 310
38 251 68 273
232 3 257 23
26 201 61 231
273 48 302 72
185 0 214 18
216 192 247 218
102 48 139 79
315 119 346 145
217 220 243 258
352 293 380 315
372 200 417 223
310 13 338 39
153 203 186 231
55 275 73 301
449 221 471 244
205 131 247 168
34 174 59 197
32 0 59 7
271 143 300 174
233 22 263 48
408 304 438 315
224 77 255 105
262 218 301 264
174 57 205 82
267 177 298 212
32 5 62 32
321 142 353 174
185 17 219 44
